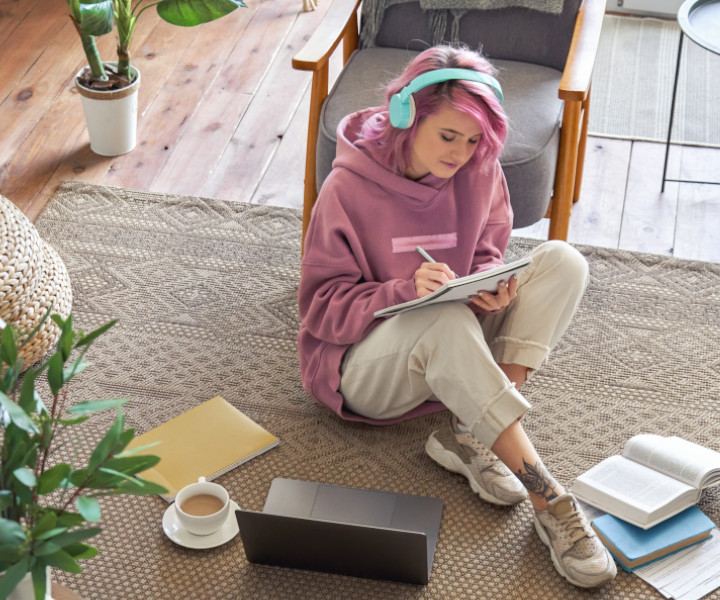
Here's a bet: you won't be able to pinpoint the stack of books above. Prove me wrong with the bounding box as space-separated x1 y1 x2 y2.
572 434 720 598
591 506 714 572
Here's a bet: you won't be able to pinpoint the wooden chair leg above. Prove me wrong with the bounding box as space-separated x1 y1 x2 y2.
301 66 329 254
548 100 582 241
574 89 591 204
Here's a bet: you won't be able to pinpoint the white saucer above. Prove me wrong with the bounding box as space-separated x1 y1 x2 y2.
163 500 240 549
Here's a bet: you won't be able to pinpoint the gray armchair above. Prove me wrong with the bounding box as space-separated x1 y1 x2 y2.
293 0 605 248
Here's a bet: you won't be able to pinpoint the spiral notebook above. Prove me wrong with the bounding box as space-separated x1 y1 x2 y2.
127 396 279 501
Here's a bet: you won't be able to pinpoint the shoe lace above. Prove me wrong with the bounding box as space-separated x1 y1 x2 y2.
556 506 590 545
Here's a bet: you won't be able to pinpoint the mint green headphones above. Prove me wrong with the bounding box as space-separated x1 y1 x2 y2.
388 68 504 129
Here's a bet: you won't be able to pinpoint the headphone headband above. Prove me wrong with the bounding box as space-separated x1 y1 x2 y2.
389 67 504 129
400 68 503 104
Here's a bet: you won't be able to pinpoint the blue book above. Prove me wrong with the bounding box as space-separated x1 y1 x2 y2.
591 506 715 572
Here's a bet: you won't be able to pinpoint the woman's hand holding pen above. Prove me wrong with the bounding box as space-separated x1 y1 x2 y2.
414 262 456 297
469 274 518 313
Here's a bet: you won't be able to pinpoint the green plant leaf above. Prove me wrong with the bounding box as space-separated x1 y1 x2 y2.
13 467 37 488
76 497 101 522
64 542 98 560
48 527 102 549
46 353 65 396
98 467 136 482
63 357 90 383
35 527 69 542
0 490 13 512
37 464 72 495
0 392 38 433
0 324 18 367
31 562 48 600
115 478 169 496
157 0 246 27
0 519 25 545
0 555 30 598
74 319 117 348
0 542 24 563
67 398 129 415
114 427 136 453
115 440 162 457
31 513 58 538
17 368 38 413
104 454 161 476
33 540 61 556
88 411 123 471
41 548 83 573
56 512 84 529
56 415 89 426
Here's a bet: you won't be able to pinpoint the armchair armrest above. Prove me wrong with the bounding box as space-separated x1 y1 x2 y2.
559 0 605 101
293 0 363 251
293 0 363 71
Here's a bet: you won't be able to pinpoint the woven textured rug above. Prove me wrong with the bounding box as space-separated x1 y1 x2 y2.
33 181 720 600
589 14 720 147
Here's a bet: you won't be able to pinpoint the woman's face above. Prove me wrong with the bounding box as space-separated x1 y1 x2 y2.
404 104 482 181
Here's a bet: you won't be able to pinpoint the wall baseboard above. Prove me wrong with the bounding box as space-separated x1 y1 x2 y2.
605 0 682 18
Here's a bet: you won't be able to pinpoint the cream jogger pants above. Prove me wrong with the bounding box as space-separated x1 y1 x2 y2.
339 240 589 449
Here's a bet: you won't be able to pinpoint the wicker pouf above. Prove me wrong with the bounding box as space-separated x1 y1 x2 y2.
0 194 72 370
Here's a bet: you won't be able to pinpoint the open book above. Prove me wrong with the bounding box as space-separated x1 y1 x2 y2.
571 435 720 529
373 256 532 318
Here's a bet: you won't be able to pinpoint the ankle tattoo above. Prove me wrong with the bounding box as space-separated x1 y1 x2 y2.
515 458 560 501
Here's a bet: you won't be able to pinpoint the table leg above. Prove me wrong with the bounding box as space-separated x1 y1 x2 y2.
661 31 684 192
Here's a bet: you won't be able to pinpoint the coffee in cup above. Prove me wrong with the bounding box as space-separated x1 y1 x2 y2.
174 477 230 536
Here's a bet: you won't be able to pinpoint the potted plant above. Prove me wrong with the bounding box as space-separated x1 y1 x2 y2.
0 313 168 600
68 0 246 156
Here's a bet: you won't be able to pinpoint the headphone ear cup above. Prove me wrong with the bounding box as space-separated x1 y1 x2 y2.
389 93 415 129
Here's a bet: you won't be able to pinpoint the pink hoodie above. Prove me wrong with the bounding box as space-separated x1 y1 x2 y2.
298 108 513 424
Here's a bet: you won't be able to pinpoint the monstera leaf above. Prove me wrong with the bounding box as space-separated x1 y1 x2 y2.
157 0 246 27
77 0 114 36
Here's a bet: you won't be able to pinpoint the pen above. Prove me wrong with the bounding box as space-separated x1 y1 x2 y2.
416 246 458 278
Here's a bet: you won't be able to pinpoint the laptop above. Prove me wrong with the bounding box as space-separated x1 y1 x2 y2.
235 478 444 584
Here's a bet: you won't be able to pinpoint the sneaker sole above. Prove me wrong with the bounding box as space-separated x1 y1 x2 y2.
534 518 615 589
425 435 514 506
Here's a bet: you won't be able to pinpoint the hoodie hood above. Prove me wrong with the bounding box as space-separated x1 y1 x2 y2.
333 109 450 205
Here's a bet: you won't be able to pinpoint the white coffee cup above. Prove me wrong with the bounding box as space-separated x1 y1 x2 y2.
174 477 230 536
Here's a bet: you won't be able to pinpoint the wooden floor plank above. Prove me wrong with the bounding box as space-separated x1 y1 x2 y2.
251 83 310 208
99 9 252 191
250 36 344 207
673 145 720 263
566 137 631 249
618 141 679 256
0 0 42 46
202 2 331 201
0 0 68 104
193 0 312 200
0 18 90 175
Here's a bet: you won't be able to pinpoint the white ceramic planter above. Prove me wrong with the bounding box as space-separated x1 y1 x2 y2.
75 63 140 156
8 568 53 600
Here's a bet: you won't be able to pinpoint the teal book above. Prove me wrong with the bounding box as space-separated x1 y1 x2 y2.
591 506 715 572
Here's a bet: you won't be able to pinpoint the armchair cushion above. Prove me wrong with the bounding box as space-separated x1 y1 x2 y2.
317 47 563 227
366 0 583 70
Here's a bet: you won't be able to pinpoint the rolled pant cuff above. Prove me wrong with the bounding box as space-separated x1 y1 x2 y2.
469 383 531 449
491 336 550 371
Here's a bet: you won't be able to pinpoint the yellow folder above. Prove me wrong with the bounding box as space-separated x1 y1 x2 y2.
127 396 279 500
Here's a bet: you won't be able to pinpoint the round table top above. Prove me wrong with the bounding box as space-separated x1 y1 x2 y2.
679 0 720 55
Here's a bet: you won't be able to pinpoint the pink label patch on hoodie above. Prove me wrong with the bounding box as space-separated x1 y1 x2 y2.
391 233 458 253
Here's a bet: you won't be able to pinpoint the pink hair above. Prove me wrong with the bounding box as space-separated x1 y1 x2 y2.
359 45 508 176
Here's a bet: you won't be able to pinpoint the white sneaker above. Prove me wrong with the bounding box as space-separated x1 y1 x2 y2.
534 493 617 588
425 415 528 506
